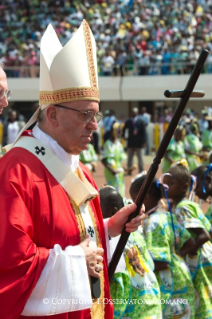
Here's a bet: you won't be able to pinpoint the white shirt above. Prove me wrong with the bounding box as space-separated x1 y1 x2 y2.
7 121 19 144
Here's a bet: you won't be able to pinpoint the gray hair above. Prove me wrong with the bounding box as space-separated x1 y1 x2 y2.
37 104 63 124
37 107 47 124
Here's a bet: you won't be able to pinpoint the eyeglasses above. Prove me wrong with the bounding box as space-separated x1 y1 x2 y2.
54 104 103 123
0 89 12 100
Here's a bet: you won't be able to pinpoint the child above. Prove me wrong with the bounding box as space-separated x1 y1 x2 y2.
184 123 203 172
130 175 196 319
102 122 126 197
99 186 162 319
162 127 186 173
80 142 98 173
192 165 212 228
165 163 212 318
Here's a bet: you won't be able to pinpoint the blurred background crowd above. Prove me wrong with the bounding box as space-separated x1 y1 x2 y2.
1 0 212 77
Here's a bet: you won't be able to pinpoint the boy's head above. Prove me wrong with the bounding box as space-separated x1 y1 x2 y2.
129 175 164 211
165 164 191 199
174 127 184 142
99 186 124 219
192 165 212 200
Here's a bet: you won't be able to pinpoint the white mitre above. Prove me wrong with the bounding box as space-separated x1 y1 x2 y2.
4 20 99 151
39 19 99 105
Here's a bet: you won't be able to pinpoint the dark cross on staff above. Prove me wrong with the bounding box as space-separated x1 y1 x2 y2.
87 226 94 237
35 146 45 156
108 49 209 283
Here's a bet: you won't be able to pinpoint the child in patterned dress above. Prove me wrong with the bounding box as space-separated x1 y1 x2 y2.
102 122 126 197
165 163 212 318
130 175 196 319
192 164 212 227
184 124 203 172
162 127 186 173
99 186 162 319
80 142 98 173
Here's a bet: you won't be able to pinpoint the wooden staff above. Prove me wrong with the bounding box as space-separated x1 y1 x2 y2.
108 48 209 282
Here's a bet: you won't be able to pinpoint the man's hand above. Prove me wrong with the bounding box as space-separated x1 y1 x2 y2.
108 203 145 237
79 235 104 278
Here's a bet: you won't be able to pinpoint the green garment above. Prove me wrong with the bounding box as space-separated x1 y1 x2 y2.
205 205 212 226
143 211 195 319
202 130 212 151
102 139 126 197
205 205 212 243
79 143 97 164
110 231 162 319
162 139 186 173
184 134 202 172
175 200 212 318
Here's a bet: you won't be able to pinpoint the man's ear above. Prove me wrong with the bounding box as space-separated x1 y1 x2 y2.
46 105 58 127
206 175 212 189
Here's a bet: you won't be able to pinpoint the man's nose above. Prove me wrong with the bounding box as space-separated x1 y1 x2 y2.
0 95 8 107
87 116 98 130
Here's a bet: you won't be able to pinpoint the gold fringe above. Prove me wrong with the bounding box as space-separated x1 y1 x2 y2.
39 86 99 105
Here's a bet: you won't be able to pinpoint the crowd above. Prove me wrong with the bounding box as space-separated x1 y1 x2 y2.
1 0 212 77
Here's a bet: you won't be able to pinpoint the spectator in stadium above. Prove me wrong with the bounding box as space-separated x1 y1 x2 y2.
101 50 115 76
1 1 212 77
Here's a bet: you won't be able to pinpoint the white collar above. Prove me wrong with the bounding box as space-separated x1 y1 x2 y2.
32 125 79 172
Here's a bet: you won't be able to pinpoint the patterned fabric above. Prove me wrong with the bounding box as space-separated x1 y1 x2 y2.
110 231 162 319
143 211 195 319
102 139 126 197
162 139 186 173
184 134 202 172
80 143 97 164
175 200 212 319
202 130 212 151
205 205 212 227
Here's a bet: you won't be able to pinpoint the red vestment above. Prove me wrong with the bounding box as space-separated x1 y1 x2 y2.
0 137 113 319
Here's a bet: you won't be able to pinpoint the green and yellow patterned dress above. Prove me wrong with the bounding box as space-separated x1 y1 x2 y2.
162 139 186 173
143 210 195 319
205 205 212 226
79 143 97 169
205 205 212 243
202 130 212 152
110 231 162 319
102 139 126 197
175 200 212 318
184 134 202 172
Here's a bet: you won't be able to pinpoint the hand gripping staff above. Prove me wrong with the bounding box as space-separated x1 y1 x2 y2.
108 49 209 282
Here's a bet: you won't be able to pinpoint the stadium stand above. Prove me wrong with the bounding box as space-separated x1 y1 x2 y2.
1 0 212 77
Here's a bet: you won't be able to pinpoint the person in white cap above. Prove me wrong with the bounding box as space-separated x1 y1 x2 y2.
0 20 144 319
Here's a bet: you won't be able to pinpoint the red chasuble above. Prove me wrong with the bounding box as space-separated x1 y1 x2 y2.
0 139 113 319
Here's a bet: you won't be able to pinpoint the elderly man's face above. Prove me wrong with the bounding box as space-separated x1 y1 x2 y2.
0 68 8 114
54 100 99 155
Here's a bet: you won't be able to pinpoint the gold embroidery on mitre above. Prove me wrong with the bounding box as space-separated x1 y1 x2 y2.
39 86 99 105
88 204 105 319
83 20 98 89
